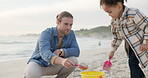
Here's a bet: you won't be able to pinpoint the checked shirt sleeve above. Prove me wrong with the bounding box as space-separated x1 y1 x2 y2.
133 10 148 44
111 21 123 52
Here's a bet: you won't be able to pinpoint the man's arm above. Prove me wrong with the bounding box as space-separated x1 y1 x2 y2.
62 31 80 58
39 30 57 64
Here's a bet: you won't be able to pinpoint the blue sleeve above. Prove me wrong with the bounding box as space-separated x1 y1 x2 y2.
63 31 80 58
38 30 56 63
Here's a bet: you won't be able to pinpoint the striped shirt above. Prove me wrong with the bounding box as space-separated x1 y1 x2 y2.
111 6 148 68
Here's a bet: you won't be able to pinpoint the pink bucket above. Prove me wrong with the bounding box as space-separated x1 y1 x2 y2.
103 57 112 71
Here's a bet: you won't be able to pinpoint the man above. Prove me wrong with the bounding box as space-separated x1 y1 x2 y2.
24 11 80 78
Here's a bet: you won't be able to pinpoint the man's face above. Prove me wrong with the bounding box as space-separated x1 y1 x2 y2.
58 17 73 36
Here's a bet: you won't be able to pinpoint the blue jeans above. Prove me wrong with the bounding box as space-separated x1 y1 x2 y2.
128 46 145 78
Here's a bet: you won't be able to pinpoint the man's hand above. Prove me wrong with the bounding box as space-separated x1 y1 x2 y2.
53 49 61 56
109 51 115 59
54 57 74 68
140 44 148 51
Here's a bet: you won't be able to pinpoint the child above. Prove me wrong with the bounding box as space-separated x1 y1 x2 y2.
100 0 148 78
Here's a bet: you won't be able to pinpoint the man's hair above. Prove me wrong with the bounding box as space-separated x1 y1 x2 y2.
56 11 73 22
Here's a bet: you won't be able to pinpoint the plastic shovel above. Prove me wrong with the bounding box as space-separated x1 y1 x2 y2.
75 63 88 70
103 57 112 71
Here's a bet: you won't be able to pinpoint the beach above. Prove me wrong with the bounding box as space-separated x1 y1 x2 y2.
0 58 28 78
0 45 147 78
73 45 131 78
0 45 127 78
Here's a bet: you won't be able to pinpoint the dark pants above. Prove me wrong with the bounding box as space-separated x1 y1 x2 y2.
128 46 145 78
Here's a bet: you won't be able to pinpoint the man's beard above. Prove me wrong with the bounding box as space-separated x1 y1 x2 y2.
63 29 70 36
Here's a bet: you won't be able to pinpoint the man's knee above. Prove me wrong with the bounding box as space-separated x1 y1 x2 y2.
68 56 78 64
24 71 42 78
24 62 42 78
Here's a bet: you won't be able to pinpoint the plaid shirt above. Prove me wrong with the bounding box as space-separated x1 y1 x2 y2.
111 6 148 68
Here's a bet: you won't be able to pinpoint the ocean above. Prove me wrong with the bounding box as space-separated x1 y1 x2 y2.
0 35 112 62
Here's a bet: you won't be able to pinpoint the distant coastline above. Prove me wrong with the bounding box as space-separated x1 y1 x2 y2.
75 25 111 39
20 25 112 39
20 33 39 36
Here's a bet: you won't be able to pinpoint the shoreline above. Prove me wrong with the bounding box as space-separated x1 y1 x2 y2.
0 57 30 62
0 45 112 62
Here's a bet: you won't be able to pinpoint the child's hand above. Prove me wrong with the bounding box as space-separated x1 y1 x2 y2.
109 51 115 58
140 44 148 51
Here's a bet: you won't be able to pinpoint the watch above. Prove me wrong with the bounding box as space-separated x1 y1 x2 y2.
59 49 64 56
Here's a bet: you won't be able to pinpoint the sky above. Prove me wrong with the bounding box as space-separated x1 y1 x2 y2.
0 0 148 36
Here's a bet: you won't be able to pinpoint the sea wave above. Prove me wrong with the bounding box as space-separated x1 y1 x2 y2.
0 41 33 44
0 36 113 62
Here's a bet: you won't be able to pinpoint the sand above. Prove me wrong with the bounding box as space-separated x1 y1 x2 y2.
0 59 28 78
0 45 147 78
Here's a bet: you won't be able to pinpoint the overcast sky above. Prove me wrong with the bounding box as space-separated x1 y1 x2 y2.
0 0 148 36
